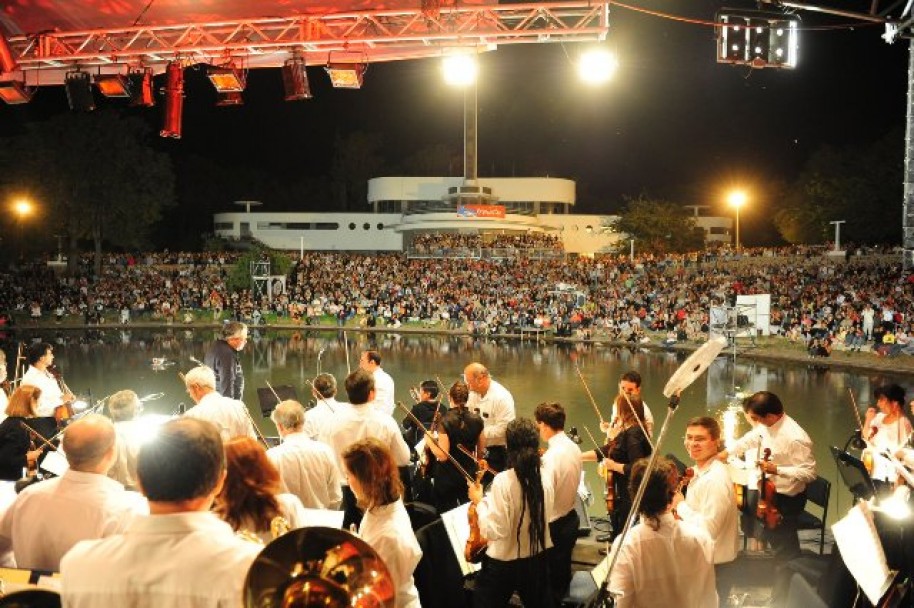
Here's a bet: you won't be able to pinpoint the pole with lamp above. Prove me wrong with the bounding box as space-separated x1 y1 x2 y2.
13 198 33 261
727 190 747 252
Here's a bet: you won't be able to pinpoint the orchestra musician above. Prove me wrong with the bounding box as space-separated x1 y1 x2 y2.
464 363 516 474
0 350 8 417
863 384 912 494
718 391 816 562
60 417 262 607
468 418 554 608
343 438 423 608
610 371 654 437
359 350 396 417
402 380 447 449
427 380 484 513
582 394 653 540
303 373 342 445
20 342 74 438
0 386 44 481
671 417 739 597
608 457 717 608
535 402 583 602
182 365 258 442
0 414 147 571
107 389 143 491
215 436 309 544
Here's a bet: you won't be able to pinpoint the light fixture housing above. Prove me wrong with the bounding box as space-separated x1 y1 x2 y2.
207 65 246 92
716 9 799 69
215 91 244 107
128 68 155 107
65 70 96 112
442 54 477 87
94 74 131 98
160 62 184 139
325 63 366 89
281 58 312 101
0 80 34 104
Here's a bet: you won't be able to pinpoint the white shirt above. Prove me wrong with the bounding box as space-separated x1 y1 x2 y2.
609 513 717 608
0 470 148 571
303 398 344 444
867 412 913 482
477 468 554 561
542 432 583 520
20 366 64 417
327 403 411 480
371 367 396 417
467 379 515 447
0 390 8 423
61 511 262 608
611 400 654 435
108 420 141 490
184 391 257 442
675 459 739 564
267 432 343 509
731 415 817 496
359 500 422 608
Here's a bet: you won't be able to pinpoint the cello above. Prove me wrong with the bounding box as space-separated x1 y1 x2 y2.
757 448 782 530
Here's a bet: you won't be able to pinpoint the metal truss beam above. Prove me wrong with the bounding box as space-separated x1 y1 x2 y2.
2 2 609 85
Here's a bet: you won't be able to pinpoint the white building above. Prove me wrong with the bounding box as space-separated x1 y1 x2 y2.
212 177 732 254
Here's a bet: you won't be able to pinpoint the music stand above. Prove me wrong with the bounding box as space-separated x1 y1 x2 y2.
256 385 298 417
830 446 877 502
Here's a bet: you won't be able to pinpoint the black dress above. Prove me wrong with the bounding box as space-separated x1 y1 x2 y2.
432 407 484 513
0 416 31 481
600 425 652 537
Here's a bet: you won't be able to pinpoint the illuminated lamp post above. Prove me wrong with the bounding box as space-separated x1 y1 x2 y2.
727 190 747 252
442 53 479 183
13 198 32 260
578 48 619 85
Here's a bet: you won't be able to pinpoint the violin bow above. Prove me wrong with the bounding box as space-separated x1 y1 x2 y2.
304 378 336 414
20 421 57 451
395 401 474 483
619 385 655 450
583 426 608 460
573 363 604 425
848 387 865 431
456 444 500 475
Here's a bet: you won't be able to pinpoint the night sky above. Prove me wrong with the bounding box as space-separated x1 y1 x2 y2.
0 1 909 232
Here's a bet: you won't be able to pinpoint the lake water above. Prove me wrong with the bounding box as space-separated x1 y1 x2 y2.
13 328 913 525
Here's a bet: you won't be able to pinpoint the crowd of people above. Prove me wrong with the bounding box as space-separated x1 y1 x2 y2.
4 247 914 361
409 232 563 256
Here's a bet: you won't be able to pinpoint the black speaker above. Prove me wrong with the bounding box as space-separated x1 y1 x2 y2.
65 71 95 112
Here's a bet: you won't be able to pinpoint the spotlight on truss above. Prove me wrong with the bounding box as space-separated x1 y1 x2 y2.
0 80 34 104
716 9 799 69
94 74 131 98
128 68 155 107
160 62 184 139
282 57 312 101
215 91 244 107
65 70 96 112
325 63 366 89
208 64 246 93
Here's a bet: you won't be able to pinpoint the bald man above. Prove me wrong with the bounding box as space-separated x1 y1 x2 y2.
0 414 147 571
464 362 516 473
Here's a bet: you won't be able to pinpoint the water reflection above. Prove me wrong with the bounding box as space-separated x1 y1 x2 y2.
9 328 914 524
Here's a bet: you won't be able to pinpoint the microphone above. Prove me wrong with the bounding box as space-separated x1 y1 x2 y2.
173 402 187 416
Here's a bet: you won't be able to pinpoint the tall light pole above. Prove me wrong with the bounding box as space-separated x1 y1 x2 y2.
13 198 33 260
829 220 846 252
727 190 747 252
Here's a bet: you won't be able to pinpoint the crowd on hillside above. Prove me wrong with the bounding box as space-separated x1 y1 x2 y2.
3 247 914 357
410 232 563 255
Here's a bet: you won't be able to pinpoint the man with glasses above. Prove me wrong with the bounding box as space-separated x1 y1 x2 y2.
204 322 247 401
672 417 739 597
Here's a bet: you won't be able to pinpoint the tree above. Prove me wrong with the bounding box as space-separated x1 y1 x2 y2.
3 110 175 275
613 194 706 254
330 131 384 211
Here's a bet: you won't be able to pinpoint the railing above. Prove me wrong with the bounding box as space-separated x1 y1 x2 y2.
406 247 565 260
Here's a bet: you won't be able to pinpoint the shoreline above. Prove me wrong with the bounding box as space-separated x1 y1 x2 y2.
7 320 914 376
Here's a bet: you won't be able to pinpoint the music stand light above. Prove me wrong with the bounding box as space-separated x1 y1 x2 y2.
830 445 877 502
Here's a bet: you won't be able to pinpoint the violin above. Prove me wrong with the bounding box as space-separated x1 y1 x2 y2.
756 448 782 530
465 463 489 564
673 467 694 520
48 365 75 426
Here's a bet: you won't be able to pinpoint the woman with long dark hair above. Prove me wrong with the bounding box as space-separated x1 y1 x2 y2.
468 417 554 608
582 393 653 540
343 438 422 608
214 437 307 544
428 380 484 513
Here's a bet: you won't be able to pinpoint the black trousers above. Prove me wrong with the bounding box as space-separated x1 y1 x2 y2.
548 508 580 600
764 491 806 561
475 552 554 608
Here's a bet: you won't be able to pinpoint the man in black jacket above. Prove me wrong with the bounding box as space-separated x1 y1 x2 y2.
203 322 247 400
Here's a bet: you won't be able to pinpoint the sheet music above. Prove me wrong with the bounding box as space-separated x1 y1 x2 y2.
440 503 482 576
39 450 69 477
299 508 345 529
832 501 894 604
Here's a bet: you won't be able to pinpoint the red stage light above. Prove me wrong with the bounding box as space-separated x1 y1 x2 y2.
160 62 184 139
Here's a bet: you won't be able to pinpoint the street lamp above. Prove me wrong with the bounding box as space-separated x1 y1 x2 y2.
13 198 33 260
727 190 747 252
